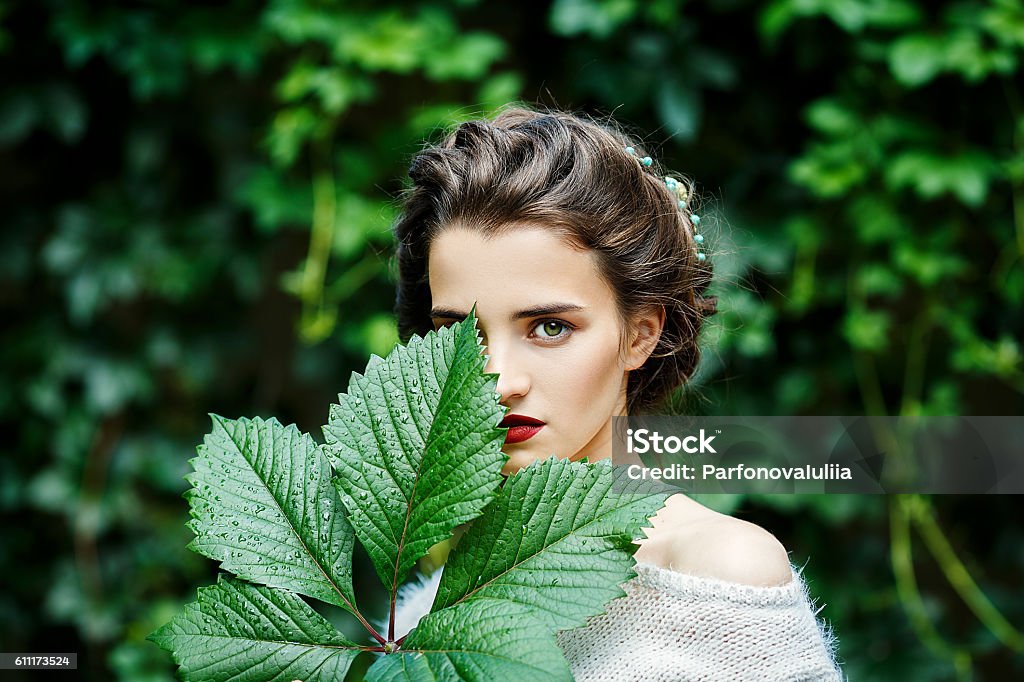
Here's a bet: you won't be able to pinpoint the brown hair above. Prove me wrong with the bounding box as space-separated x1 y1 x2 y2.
392 103 718 414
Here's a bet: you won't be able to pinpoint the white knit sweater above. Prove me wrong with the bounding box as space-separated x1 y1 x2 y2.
387 561 844 681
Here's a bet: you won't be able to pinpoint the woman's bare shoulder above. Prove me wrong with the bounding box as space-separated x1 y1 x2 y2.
633 494 793 587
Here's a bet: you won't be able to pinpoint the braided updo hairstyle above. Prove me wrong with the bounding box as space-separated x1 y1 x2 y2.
393 103 718 414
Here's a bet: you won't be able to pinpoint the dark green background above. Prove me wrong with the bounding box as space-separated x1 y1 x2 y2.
2 0 1022 679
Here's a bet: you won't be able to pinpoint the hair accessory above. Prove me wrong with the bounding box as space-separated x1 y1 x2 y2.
663 175 704 260
624 145 652 166
625 146 707 263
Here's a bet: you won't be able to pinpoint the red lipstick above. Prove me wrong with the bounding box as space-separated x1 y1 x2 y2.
499 414 545 444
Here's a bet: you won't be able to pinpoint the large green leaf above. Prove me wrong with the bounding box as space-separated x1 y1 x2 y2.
365 600 571 682
185 415 359 614
431 456 672 631
155 311 671 681
322 309 507 593
147 575 363 682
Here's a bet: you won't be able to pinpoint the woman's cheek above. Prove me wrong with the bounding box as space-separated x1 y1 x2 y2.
577 338 620 394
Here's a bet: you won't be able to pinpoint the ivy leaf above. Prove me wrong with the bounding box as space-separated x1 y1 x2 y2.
322 307 507 595
365 600 571 682
805 98 860 137
423 32 507 81
885 149 997 206
431 456 672 631
548 0 637 39
842 307 892 352
185 415 359 615
888 33 946 86
656 77 702 142
147 575 363 682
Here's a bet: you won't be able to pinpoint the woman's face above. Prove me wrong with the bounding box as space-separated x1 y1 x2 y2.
428 225 634 476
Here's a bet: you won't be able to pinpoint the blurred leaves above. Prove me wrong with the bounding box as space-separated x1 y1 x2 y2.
2 0 1023 680
886 150 1000 206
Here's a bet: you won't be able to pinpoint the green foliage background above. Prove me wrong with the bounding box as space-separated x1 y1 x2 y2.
2 0 1022 680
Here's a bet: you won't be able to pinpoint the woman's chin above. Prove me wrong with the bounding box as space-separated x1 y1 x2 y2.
500 449 561 477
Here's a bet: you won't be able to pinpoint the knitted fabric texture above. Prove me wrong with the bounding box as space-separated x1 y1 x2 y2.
386 561 844 681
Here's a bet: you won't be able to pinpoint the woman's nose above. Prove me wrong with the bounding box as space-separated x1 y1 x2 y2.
483 346 530 402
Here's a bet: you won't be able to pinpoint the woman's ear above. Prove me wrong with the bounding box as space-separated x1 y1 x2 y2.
625 305 666 371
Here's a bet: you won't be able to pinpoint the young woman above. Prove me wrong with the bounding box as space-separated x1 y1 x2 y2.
389 104 844 680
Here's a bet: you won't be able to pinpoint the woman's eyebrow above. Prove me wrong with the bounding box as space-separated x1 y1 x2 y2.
430 303 586 321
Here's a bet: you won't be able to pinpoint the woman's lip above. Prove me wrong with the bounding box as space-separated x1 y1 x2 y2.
500 413 544 427
503 424 544 444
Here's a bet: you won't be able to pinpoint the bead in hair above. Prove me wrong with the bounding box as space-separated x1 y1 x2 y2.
625 147 706 262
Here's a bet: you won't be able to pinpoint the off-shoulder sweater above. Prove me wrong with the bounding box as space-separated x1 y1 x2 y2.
386 561 845 681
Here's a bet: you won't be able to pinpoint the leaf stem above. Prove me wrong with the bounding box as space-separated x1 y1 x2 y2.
356 610 388 646
299 132 338 343
899 310 931 415
908 495 1024 653
889 496 973 679
1001 78 1024 259
389 590 397 642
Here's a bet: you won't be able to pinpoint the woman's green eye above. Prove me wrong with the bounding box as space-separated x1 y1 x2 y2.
536 320 568 338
